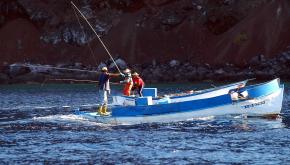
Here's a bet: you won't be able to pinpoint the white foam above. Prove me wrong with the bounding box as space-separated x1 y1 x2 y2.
79 103 100 107
186 116 215 121
62 106 71 108
32 114 111 127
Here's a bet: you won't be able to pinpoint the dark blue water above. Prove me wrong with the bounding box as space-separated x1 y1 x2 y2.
1 83 290 164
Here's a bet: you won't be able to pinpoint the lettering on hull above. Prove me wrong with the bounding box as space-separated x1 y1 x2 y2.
241 100 266 109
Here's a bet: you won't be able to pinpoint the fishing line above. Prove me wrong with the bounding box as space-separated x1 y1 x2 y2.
41 77 49 87
72 6 98 64
16 63 100 87
20 64 100 73
70 1 122 74
48 78 121 85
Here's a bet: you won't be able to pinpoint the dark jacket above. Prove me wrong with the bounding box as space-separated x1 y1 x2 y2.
99 72 110 91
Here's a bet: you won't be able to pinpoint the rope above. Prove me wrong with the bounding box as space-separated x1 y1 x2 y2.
70 1 122 74
72 6 98 64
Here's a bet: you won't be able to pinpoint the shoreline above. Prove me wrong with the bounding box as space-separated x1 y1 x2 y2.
1 53 290 85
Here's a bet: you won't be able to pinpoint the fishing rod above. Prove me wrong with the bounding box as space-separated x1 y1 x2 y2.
70 1 122 74
72 6 97 64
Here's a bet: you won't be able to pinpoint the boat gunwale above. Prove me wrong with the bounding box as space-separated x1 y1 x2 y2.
117 79 250 100
112 78 280 108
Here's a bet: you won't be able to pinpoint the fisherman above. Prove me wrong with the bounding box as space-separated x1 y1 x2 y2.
120 68 133 96
131 72 145 97
98 66 124 115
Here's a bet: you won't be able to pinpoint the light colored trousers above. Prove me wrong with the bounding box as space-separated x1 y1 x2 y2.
99 90 110 105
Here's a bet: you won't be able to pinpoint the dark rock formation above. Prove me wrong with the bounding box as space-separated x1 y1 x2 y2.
2 47 290 84
0 0 289 67
0 73 9 84
0 0 290 84
9 64 31 77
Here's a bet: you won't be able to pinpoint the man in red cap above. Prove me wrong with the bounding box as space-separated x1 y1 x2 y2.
132 72 145 97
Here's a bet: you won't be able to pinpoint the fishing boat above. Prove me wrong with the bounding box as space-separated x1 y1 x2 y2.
112 79 251 106
75 78 284 125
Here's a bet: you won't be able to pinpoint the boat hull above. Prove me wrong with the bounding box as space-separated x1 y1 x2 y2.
76 85 284 125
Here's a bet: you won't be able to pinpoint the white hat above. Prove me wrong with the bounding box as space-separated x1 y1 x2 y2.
123 68 131 73
132 72 139 76
101 67 108 71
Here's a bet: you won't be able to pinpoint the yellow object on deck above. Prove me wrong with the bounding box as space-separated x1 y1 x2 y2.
98 105 110 116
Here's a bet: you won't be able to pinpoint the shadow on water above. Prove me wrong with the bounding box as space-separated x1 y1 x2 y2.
281 114 290 128
280 83 290 128
111 117 251 132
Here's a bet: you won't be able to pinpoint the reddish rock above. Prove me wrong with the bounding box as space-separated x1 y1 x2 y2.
0 0 289 67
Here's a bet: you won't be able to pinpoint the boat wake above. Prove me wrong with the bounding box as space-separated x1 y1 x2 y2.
32 114 111 127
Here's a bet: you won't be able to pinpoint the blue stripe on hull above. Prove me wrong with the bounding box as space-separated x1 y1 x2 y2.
241 78 280 98
111 79 281 117
112 94 232 117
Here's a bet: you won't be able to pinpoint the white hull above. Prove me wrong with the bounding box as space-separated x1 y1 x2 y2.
80 87 284 125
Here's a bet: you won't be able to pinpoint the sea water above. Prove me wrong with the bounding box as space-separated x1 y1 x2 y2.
0 82 290 164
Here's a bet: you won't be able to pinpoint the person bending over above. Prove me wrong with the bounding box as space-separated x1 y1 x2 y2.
132 72 145 97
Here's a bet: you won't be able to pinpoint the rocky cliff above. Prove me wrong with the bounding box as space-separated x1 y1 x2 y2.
1 0 290 66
